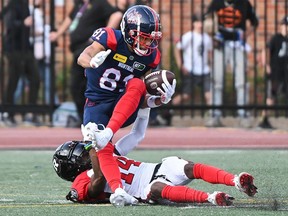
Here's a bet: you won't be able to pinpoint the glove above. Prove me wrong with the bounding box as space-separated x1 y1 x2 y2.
157 78 176 104
81 122 99 142
90 49 111 68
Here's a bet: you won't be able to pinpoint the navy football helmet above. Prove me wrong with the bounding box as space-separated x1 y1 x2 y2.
52 141 92 182
120 5 162 56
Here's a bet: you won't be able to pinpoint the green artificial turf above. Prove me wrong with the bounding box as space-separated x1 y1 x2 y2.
0 150 287 216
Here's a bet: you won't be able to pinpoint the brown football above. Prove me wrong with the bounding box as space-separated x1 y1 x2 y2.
144 70 175 95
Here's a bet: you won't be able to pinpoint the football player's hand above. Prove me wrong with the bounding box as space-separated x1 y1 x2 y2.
157 79 176 104
81 122 98 142
90 49 111 68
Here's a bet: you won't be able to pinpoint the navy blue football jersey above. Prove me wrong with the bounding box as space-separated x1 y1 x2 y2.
84 27 161 102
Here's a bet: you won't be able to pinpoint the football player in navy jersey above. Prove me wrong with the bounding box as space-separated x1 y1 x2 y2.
77 5 176 207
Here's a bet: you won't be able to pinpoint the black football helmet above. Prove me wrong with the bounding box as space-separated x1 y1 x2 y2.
52 141 92 182
120 5 162 56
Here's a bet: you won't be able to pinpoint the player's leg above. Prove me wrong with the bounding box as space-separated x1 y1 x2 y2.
83 102 138 206
97 143 138 207
149 180 234 206
93 78 146 149
144 157 234 206
189 162 257 197
107 78 146 133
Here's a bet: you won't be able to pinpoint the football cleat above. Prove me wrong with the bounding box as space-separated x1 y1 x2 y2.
234 172 258 197
207 191 234 206
81 123 113 150
94 127 113 150
81 122 99 142
109 188 138 207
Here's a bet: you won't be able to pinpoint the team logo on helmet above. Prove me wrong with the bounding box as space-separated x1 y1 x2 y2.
126 9 142 24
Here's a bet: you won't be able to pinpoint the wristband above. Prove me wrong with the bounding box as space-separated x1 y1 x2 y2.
147 95 161 108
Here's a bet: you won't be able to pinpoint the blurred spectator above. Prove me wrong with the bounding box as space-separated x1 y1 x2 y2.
0 0 40 127
30 0 59 105
173 14 212 112
258 16 288 129
49 0 122 126
15 0 59 106
205 0 259 128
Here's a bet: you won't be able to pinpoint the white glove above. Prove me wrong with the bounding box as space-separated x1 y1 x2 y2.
89 49 111 68
81 122 99 142
157 79 176 104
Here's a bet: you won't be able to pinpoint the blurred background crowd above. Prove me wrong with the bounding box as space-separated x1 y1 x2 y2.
0 0 287 130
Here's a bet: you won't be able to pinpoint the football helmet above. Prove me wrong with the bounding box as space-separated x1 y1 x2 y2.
120 5 162 56
52 140 92 182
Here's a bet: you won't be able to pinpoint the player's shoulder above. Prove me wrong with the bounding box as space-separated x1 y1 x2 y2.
91 27 123 51
103 27 122 39
148 48 161 68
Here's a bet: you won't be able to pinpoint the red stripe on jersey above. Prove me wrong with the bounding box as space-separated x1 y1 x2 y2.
147 7 159 32
105 27 117 51
148 49 161 68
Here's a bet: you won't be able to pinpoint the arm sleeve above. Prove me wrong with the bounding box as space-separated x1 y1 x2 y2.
115 108 150 156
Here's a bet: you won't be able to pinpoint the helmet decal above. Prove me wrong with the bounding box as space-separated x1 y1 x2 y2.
126 9 142 25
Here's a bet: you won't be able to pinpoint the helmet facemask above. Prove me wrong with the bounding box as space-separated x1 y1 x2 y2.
129 29 162 56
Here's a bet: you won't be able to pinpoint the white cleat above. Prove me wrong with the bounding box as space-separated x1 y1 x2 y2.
81 122 99 142
94 127 113 150
109 188 138 208
81 123 113 150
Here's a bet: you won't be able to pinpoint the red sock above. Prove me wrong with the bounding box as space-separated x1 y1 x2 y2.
193 163 235 186
107 78 146 133
97 143 122 192
161 185 208 203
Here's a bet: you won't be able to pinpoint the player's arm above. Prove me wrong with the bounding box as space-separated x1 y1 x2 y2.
142 70 165 107
142 69 176 108
87 148 106 198
77 41 107 68
115 108 150 156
